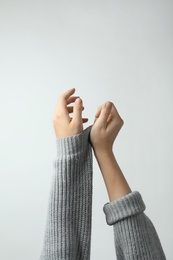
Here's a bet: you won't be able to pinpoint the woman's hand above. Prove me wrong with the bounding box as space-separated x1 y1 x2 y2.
90 101 131 202
90 101 124 154
53 88 88 138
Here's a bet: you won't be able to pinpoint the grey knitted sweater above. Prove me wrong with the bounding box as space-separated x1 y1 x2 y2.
40 127 166 260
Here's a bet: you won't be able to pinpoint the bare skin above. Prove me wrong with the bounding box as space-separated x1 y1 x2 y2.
53 88 131 202
90 101 131 201
53 88 88 138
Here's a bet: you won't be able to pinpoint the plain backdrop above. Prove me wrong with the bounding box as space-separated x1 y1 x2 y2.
0 0 173 259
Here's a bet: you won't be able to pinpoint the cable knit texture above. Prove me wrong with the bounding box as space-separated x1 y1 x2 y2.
40 127 166 260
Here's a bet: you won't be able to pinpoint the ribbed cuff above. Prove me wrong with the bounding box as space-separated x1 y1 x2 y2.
56 126 91 158
103 191 146 225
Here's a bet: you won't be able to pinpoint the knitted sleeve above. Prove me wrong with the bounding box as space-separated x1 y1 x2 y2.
103 191 166 260
39 126 93 260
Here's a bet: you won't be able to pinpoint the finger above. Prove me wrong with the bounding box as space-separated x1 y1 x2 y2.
61 88 76 100
56 88 76 120
97 101 113 127
95 105 103 118
72 97 83 124
106 114 113 127
82 118 88 123
67 96 79 105
106 104 124 130
58 88 76 108
67 106 84 114
69 117 88 122
94 105 104 123
109 104 122 121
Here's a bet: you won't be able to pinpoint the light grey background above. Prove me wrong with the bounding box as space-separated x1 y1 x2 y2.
0 0 173 259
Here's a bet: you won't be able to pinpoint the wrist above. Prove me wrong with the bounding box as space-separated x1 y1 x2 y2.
56 126 91 158
93 147 131 202
93 146 113 159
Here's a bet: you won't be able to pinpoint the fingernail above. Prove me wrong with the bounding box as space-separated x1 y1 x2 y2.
75 98 81 104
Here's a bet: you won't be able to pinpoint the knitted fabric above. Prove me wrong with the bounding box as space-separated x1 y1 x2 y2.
103 191 166 259
40 127 93 260
40 127 166 260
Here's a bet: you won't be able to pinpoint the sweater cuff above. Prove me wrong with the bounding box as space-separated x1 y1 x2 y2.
103 191 146 225
56 126 91 158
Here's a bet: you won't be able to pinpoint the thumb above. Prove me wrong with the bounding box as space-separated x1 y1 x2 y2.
73 97 83 124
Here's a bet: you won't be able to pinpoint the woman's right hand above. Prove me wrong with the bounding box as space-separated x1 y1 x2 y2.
90 101 124 155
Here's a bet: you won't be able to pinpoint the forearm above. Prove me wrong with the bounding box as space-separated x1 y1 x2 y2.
40 127 93 260
98 148 166 259
94 149 131 202
90 100 166 259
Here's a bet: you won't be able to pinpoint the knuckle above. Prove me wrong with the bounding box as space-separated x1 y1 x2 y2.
120 118 124 125
118 117 124 127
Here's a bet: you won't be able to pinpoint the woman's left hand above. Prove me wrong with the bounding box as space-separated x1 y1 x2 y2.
53 88 88 138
